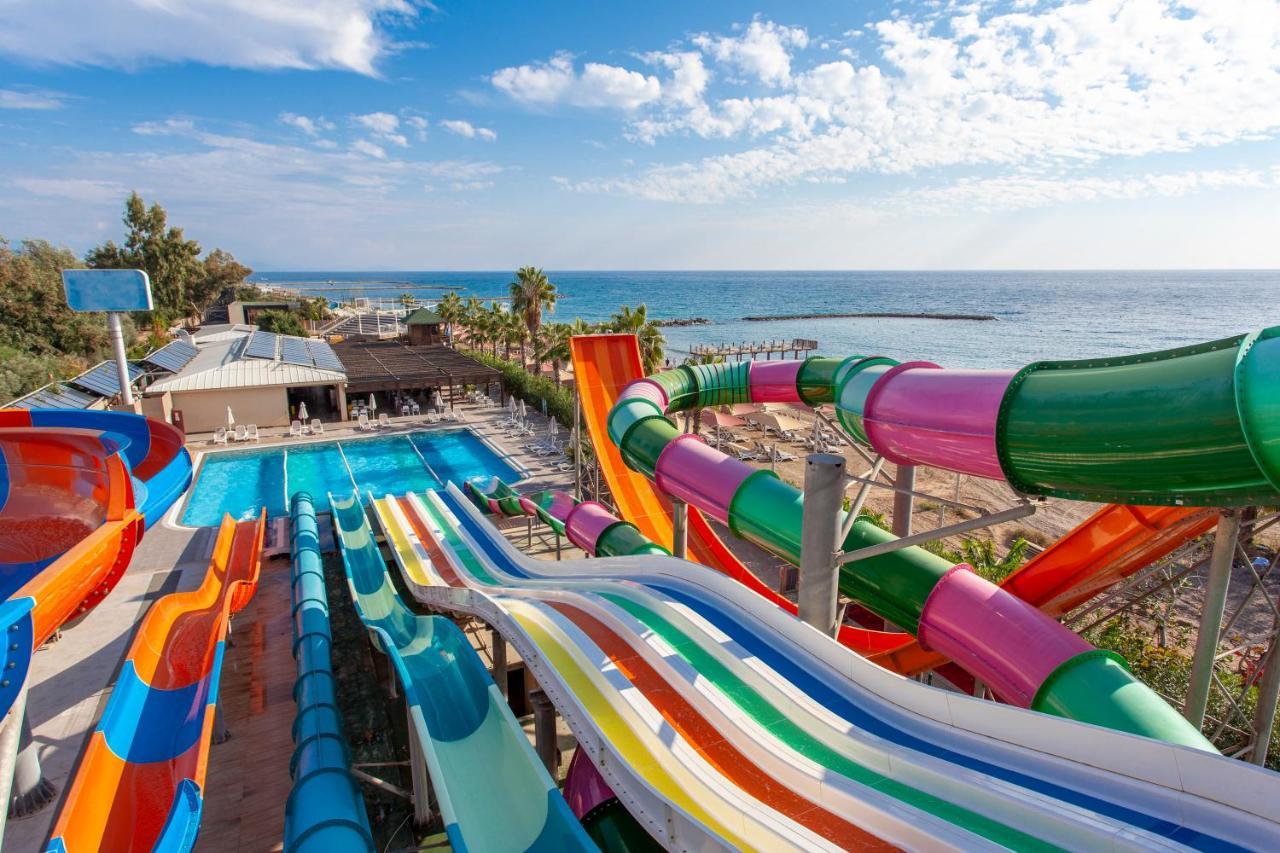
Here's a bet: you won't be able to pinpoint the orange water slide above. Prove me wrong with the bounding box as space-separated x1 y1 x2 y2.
570 334 1219 677
48 511 265 852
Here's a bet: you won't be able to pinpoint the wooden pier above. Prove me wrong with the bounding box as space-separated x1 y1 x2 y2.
688 338 818 361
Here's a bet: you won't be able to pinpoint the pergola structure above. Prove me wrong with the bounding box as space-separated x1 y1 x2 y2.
333 342 499 408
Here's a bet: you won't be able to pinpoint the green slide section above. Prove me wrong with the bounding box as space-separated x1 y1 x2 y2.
999 330 1280 505
330 494 594 852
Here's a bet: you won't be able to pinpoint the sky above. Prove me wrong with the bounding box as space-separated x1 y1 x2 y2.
1 0 1279 270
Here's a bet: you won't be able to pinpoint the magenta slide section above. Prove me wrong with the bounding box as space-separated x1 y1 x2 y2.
654 435 755 524
917 567 1092 708
749 360 803 403
862 366 1015 480
564 501 620 554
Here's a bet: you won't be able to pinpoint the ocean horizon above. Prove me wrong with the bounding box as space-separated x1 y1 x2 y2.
250 269 1280 368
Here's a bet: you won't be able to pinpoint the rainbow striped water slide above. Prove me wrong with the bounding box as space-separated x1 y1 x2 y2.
365 481 1280 851
329 492 594 852
46 510 265 852
600 328 1280 745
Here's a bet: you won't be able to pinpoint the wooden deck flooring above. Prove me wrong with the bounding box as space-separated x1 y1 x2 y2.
199 556 295 852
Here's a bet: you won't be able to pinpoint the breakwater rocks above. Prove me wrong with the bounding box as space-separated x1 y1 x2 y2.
743 311 997 322
655 317 711 327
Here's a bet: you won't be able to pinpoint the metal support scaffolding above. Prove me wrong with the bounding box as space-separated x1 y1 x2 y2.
1185 512 1241 729
837 502 1035 567
799 453 845 637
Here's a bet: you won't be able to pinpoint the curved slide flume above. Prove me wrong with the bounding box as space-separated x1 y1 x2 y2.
605 331 1280 746
373 482 1280 851
285 493 374 852
329 492 595 852
464 478 669 558
46 509 265 852
0 409 193 529
0 427 145 722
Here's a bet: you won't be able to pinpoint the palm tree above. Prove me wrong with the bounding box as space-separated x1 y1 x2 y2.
503 311 529 364
610 304 665 375
536 322 572 385
460 296 483 346
437 292 464 346
509 266 557 359
484 302 506 357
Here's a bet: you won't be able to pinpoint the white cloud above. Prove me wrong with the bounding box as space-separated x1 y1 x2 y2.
11 177 125 202
642 51 709 107
352 139 387 159
693 19 808 87
572 4 1280 203
279 112 334 136
132 118 196 136
0 0 422 76
440 119 496 141
406 115 429 140
354 112 408 146
492 53 661 110
0 87 66 110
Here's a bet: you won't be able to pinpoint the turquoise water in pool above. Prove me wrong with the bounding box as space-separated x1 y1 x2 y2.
181 429 521 526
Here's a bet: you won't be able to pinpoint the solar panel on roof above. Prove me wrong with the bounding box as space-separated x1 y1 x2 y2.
279 336 313 367
11 383 100 410
307 340 344 372
245 331 279 360
142 339 199 373
69 361 145 397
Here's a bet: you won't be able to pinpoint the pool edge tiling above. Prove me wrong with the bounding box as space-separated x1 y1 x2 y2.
180 428 523 527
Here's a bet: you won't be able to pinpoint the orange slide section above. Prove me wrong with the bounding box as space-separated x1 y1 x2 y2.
569 334 1217 677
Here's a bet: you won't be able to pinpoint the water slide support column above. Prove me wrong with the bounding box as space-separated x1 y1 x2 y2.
491 628 508 699
893 465 916 538
407 702 433 826
573 388 582 501
799 453 845 637
671 498 688 559
8 712 54 817
0 685 29 832
1185 511 1241 729
1250 637 1280 765
530 689 558 776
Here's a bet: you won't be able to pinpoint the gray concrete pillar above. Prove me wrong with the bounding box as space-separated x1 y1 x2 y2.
799 453 845 637
1185 512 1240 729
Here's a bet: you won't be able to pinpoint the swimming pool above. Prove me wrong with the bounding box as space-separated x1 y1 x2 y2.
180 429 522 526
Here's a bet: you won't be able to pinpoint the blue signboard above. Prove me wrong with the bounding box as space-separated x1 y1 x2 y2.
62 269 153 312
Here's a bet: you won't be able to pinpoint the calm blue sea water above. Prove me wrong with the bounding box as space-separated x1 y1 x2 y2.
251 270 1280 368
181 429 521 526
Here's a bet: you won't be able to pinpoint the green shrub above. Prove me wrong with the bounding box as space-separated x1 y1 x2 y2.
462 348 576 428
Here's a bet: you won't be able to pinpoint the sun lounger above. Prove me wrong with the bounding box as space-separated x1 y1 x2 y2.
357 413 372 431
213 427 228 445
310 418 324 434
246 424 260 443
234 424 248 442
289 420 303 438
378 413 391 428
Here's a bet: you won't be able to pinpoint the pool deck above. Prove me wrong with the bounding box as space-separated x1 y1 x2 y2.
3 402 579 851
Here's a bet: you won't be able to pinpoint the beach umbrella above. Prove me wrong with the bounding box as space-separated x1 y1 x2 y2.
432 390 444 410
721 403 760 417
519 399 528 418
297 401 309 421
368 393 377 411
700 409 745 430
226 406 235 427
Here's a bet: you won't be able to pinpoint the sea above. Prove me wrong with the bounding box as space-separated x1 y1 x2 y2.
248 270 1280 368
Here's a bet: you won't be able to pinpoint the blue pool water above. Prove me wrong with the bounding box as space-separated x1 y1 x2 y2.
181 429 521 526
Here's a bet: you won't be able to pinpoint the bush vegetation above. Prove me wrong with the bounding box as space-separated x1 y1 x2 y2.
462 348 576 429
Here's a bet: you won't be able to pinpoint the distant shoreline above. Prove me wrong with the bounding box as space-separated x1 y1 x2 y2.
743 311 998 322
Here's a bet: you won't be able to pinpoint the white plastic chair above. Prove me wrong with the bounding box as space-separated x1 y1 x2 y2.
357 413 371 431
378 413 391 428
246 424 260 443
234 424 248 442
310 418 324 434
213 427 228 445
289 420 303 438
